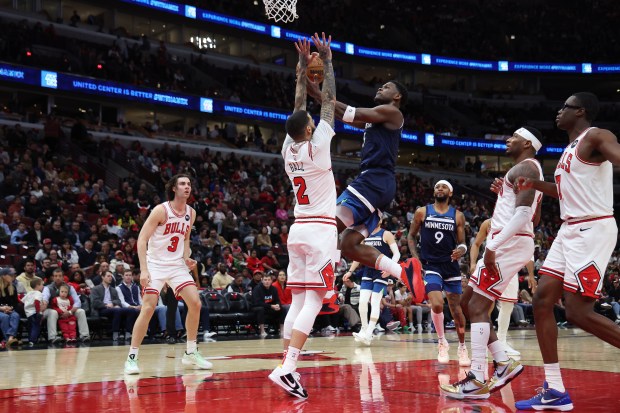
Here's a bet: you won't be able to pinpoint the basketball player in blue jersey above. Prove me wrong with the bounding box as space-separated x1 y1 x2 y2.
307 79 418 290
407 180 470 366
344 218 400 345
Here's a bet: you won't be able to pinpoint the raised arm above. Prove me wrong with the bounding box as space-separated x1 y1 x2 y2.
293 37 315 113
311 32 335 128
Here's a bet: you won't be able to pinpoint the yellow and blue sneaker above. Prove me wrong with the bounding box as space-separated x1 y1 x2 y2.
515 382 573 411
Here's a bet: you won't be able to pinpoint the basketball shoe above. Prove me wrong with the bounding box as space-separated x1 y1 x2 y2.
439 371 491 400
182 350 213 369
353 330 373 346
438 340 450 364
268 366 308 399
124 354 140 375
503 342 521 358
458 344 471 367
487 358 523 393
515 382 573 411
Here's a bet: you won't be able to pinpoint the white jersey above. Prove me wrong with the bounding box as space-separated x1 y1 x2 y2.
282 120 337 221
147 202 191 264
554 127 614 221
491 158 543 236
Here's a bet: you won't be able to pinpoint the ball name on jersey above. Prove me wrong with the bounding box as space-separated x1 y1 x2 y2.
288 161 305 173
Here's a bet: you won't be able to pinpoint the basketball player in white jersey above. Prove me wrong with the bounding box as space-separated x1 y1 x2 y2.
441 126 544 399
468 217 538 358
516 93 620 411
268 34 337 399
124 174 211 375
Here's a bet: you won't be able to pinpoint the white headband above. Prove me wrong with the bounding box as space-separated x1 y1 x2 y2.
435 180 453 193
515 127 542 152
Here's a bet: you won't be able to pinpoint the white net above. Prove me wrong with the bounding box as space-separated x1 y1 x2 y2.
263 0 298 23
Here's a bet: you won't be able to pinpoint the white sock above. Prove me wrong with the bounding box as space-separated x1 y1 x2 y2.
488 340 509 363
282 346 301 373
470 322 490 382
431 311 445 342
375 255 402 279
497 301 513 343
359 289 371 333
417 324 423 332
458 342 467 350
544 363 566 392
128 347 139 359
186 340 197 354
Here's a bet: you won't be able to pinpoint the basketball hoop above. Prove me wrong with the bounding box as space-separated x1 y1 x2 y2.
263 0 298 23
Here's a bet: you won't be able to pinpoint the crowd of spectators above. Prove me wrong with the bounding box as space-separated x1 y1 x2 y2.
3 12 620 146
1 104 620 349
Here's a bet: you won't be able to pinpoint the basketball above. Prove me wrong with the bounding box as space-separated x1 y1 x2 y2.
297 54 324 84
307 56 324 83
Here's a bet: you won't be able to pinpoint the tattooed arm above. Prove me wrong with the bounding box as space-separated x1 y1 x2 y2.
312 32 335 128
293 38 315 113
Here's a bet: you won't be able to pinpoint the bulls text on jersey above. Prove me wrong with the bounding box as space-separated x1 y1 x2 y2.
162 222 190 236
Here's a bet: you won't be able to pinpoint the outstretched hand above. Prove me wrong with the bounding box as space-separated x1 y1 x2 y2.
311 32 332 60
294 37 316 68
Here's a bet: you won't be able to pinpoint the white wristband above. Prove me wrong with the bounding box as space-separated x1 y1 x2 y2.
457 243 467 253
343 106 356 122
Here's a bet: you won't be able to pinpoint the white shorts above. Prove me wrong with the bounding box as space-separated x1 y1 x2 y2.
287 219 338 290
144 259 195 298
470 235 534 302
498 271 519 303
539 217 617 298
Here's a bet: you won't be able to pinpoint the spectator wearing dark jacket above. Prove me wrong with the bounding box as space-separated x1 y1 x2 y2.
251 273 284 338
90 271 138 341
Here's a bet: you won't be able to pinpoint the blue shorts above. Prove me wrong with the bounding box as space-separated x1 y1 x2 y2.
337 169 396 231
360 278 388 294
423 261 462 295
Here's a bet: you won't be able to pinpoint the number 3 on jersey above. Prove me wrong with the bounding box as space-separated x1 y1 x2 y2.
168 236 180 252
293 176 310 205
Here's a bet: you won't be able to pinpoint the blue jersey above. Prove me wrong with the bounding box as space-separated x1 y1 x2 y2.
361 229 392 281
359 122 401 173
419 205 458 263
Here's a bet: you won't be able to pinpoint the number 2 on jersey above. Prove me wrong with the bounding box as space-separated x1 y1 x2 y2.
168 236 180 252
293 176 310 205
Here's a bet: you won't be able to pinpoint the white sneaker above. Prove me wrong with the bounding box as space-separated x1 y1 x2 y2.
260 332 268 339
374 325 385 333
426 324 433 333
268 366 308 399
457 345 471 367
352 331 373 346
182 350 213 369
124 355 140 375
438 340 450 364
417 324 423 333
504 343 521 358
203 331 216 340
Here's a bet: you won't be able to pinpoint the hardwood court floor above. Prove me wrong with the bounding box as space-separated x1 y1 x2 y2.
1 329 619 412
